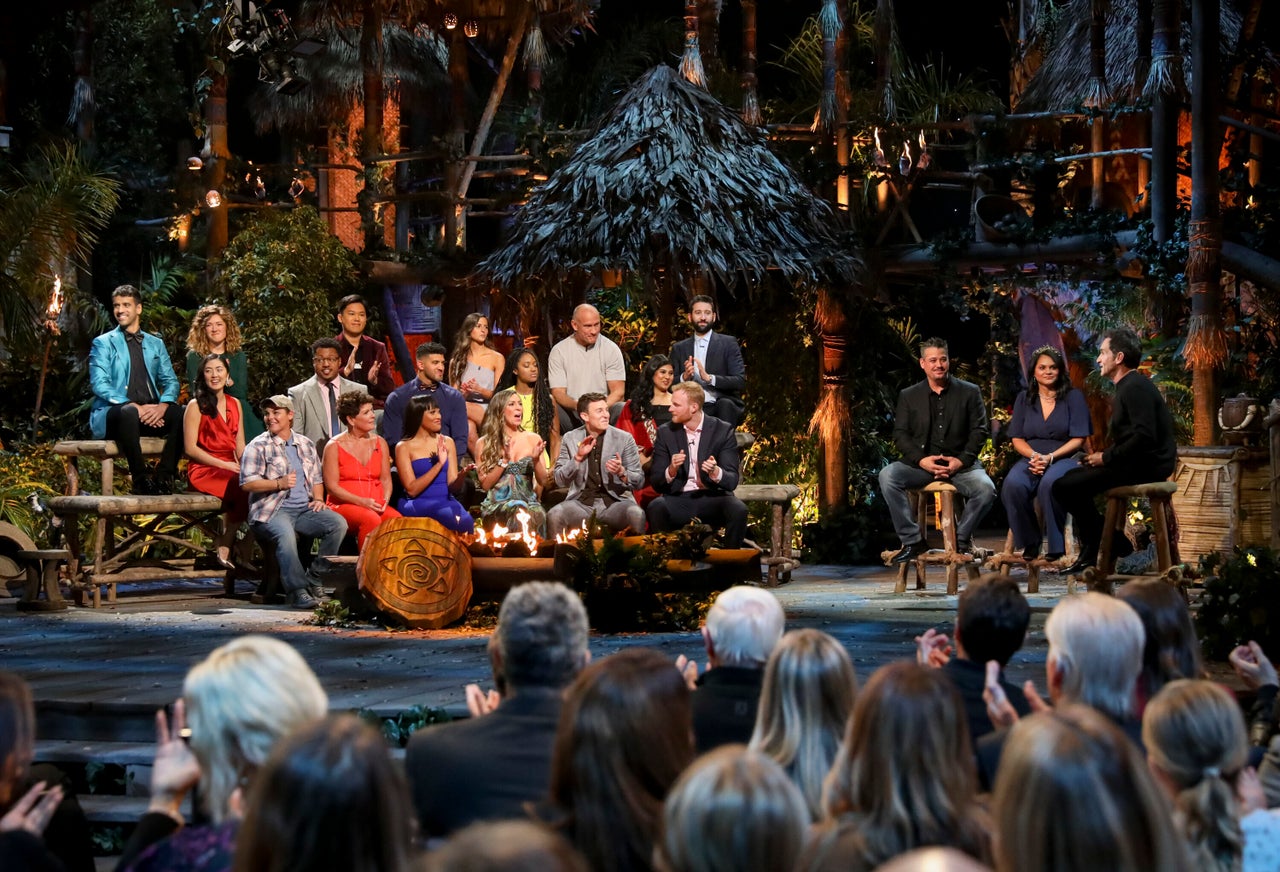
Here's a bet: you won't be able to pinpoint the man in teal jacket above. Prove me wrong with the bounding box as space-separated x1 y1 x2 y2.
89 285 182 494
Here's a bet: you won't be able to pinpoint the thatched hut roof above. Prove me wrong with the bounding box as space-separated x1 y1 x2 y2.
1017 0 1252 111
479 65 859 291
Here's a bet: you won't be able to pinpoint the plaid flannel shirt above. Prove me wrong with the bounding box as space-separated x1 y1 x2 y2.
240 430 324 523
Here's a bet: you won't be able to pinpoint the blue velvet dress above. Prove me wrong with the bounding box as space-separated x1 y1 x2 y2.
397 456 474 533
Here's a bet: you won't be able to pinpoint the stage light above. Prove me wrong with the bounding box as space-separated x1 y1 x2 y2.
463 18 478 37
205 190 223 208
444 11 457 29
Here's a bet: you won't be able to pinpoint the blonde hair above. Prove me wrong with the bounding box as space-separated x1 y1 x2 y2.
671 381 704 409
993 705 1189 872
1143 680 1247 872
183 635 328 822
1045 592 1144 719
748 629 857 819
187 304 244 355
478 388 519 475
657 746 809 872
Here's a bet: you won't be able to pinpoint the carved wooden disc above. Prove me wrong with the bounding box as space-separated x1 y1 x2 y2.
357 517 473 629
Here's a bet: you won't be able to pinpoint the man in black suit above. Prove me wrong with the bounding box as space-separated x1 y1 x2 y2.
646 381 748 547
1052 327 1177 573
670 295 746 427
879 337 996 561
405 582 590 840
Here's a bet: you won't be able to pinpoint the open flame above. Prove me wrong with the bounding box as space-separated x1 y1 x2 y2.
872 128 887 167
44 276 64 334
899 141 912 175
470 508 547 554
917 131 932 171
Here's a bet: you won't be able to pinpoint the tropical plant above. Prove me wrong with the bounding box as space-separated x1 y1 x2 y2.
1195 547 1280 662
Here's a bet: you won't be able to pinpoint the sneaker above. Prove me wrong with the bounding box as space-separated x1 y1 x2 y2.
286 590 320 610
306 580 328 600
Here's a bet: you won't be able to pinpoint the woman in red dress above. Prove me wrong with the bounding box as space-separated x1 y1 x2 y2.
323 390 401 548
184 353 248 568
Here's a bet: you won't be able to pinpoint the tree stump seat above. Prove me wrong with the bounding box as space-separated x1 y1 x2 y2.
736 484 801 587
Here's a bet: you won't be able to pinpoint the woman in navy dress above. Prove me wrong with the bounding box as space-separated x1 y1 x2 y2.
1001 345 1091 560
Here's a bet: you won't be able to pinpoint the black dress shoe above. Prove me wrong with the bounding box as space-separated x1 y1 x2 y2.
1045 552 1065 562
1022 544 1041 560
1062 558 1095 574
892 541 928 564
956 539 975 556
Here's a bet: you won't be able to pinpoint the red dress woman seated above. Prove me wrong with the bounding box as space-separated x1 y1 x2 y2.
322 390 401 548
614 354 674 508
184 354 249 568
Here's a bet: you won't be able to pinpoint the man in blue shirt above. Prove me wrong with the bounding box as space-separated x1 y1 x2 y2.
382 342 468 455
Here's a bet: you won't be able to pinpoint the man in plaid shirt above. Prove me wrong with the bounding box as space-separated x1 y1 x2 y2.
240 394 348 608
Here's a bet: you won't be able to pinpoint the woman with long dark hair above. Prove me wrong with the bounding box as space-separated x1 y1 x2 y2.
1116 579 1205 710
495 347 559 466
614 355 674 507
184 353 248 568
448 314 505 458
395 395 474 533
1000 345 1091 561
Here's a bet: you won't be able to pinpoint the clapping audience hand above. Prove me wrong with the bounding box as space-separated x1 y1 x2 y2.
983 661 1049 729
1238 765 1267 814
367 358 380 383
0 781 63 835
914 628 952 668
1229 641 1279 689
465 683 501 717
148 699 200 824
674 654 703 691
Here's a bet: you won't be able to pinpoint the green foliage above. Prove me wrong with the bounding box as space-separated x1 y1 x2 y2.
218 207 361 400
1195 547 1280 662
303 601 359 628
589 282 658 373
357 705 452 748
0 444 75 546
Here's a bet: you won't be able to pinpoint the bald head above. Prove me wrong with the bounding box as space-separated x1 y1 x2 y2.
571 305 602 348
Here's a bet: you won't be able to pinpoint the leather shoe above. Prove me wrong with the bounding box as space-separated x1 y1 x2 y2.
1044 552 1065 562
892 541 928 564
956 539 975 556
1061 558 1095 574
1022 543 1041 561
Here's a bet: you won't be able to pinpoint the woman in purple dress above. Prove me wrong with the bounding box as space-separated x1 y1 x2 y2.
1000 345 1092 561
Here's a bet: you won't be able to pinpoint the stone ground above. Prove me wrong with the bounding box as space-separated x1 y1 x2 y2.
1 535 1071 721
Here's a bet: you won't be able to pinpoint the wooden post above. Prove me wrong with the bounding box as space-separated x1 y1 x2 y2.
457 2 531 203
359 0 385 253
813 286 850 513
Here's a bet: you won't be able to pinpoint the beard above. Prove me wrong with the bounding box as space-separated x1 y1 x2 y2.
692 321 713 335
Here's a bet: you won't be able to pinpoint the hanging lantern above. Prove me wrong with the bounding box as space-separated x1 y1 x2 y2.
443 11 457 29
463 18 478 37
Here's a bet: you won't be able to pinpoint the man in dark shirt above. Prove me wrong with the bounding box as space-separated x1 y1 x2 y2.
381 342 468 453
405 582 590 840
916 574 1032 748
333 294 396 408
1053 328 1177 573
879 337 996 561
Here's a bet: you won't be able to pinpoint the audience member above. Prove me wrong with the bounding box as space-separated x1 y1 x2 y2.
288 338 359 453
615 354 674 508
239 395 347 609
383 342 468 454
547 304 626 435
494 347 560 468
185 303 261 440
448 313 505 458
547 392 646 538
119 635 328 872
232 715 414 872
184 354 248 569
1054 327 1177 573
991 705 1189 872
655 746 808 872
804 662 990 872
333 294 396 408
873 848 993 872
1144 679 1279 872
0 672 91 872
679 586 785 753
978 591 1146 789
915 574 1032 745
1231 642 1280 804
406 582 590 838
322 390 401 548
748 629 857 819
670 295 746 427
542 648 694 872
420 820 587 872
475 388 549 535
646 382 748 548
1116 578 1205 710
880 337 995 562
89 284 183 494
1000 345 1090 561
395 396 474 533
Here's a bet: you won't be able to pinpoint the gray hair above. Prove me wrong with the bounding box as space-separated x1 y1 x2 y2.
495 582 590 690
705 586 785 668
1045 593 1145 720
183 634 328 822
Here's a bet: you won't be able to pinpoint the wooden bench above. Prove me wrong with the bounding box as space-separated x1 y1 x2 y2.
54 437 169 495
736 484 801 587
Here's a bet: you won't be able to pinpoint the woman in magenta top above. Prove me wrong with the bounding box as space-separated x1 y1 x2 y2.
184 354 248 569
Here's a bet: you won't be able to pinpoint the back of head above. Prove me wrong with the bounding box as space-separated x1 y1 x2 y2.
183 635 328 821
657 746 809 872
550 648 694 872
874 847 994 872
1116 580 1203 698
0 671 34 801
1142 680 1247 872
705 587 785 668
1044 593 1144 719
420 820 587 872
822 662 980 864
234 714 413 872
993 704 1187 872
956 575 1030 667
494 582 590 691
749 629 858 819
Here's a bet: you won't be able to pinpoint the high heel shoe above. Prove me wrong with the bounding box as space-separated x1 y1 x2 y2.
215 546 235 570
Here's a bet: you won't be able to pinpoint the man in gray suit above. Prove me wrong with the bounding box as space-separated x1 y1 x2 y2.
288 337 359 453
547 392 646 537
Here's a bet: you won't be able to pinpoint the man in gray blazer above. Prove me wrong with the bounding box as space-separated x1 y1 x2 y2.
288 337 360 453
548 392 646 537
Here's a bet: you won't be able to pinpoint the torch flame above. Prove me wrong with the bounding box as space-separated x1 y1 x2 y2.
872 128 887 167
44 276 64 334
917 131 932 171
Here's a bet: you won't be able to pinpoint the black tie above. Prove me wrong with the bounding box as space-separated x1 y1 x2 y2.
327 382 340 436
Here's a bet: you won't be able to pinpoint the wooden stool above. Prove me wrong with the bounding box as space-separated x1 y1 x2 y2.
1095 481 1178 591
893 482 980 596
16 549 69 611
986 513 1078 595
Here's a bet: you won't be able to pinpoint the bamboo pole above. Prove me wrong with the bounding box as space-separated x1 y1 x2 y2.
457 1 531 202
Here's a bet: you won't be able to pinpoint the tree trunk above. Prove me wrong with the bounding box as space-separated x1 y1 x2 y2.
1186 0 1225 445
458 2 530 202
359 0 385 253
740 0 760 125
874 0 897 119
444 27 469 252
697 0 722 77
813 286 850 513
205 71 229 260
70 7 95 151
834 0 850 207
